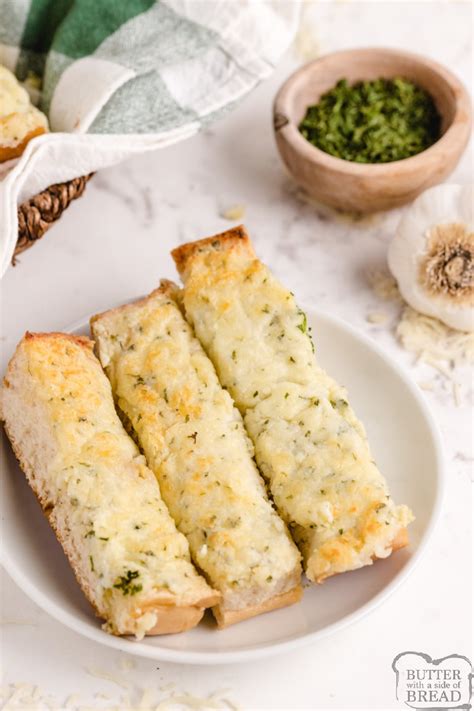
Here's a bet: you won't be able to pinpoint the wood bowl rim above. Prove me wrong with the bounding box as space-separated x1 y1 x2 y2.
273 47 472 176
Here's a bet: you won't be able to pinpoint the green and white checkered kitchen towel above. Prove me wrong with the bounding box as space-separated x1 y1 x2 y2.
0 0 299 276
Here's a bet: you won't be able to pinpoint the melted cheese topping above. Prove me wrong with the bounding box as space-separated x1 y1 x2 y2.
178 237 414 582
0 66 48 148
7 335 212 636
92 289 301 610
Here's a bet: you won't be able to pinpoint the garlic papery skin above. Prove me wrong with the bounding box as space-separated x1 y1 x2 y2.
388 184 473 332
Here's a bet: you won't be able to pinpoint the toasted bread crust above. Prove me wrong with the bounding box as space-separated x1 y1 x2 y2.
0 125 46 162
24 330 94 349
171 225 254 279
1 332 217 636
0 65 49 163
389 526 409 552
214 585 303 628
90 283 179 334
311 527 410 584
145 605 204 634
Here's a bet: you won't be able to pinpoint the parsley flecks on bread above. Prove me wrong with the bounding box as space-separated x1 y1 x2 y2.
172 227 414 583
91 285 302 628
0 332 218 638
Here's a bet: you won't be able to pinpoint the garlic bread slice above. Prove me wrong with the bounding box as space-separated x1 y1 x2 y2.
172 227 414 583
0 332 218 637
91 285 302 627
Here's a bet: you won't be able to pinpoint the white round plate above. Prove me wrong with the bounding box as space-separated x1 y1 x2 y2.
1 308 444 664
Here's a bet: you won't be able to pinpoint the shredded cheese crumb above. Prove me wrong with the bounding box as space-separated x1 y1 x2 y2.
85 667 130 690
366 311 389 324
293 0 321 61
1 683 43 710
368 270 403 302
1 682 239 711
156 688 237 710
368 269 472 405
294 24 320 61
419 354 454 379
220 205 246 221
160 683 176 692
418 381 435 391
64 693 80 708
452 381 461 407
397 306 474 366
136 687 153 709
119 656 136 672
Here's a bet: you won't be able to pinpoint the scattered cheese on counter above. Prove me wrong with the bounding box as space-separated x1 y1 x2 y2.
368 270 403 302
85 667 130 690
452 381 461 408
294 24 320 61
293 0 320 61
368 269 473 405
220 204 246 221
119 657 136 672
397 306 474 366
366 311 389 324
0 683 239 710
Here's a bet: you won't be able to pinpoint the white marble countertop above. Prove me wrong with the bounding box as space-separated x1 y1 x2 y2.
1 2 472 709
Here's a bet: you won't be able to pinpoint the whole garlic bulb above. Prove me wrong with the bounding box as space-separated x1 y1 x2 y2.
388 184 473 332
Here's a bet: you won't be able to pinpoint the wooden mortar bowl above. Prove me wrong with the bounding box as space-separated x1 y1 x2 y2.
273 48 472 213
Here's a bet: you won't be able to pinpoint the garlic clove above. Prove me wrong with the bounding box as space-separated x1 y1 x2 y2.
388 184 473 332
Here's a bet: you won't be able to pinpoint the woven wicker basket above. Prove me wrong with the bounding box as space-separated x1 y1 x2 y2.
14 174 93 262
